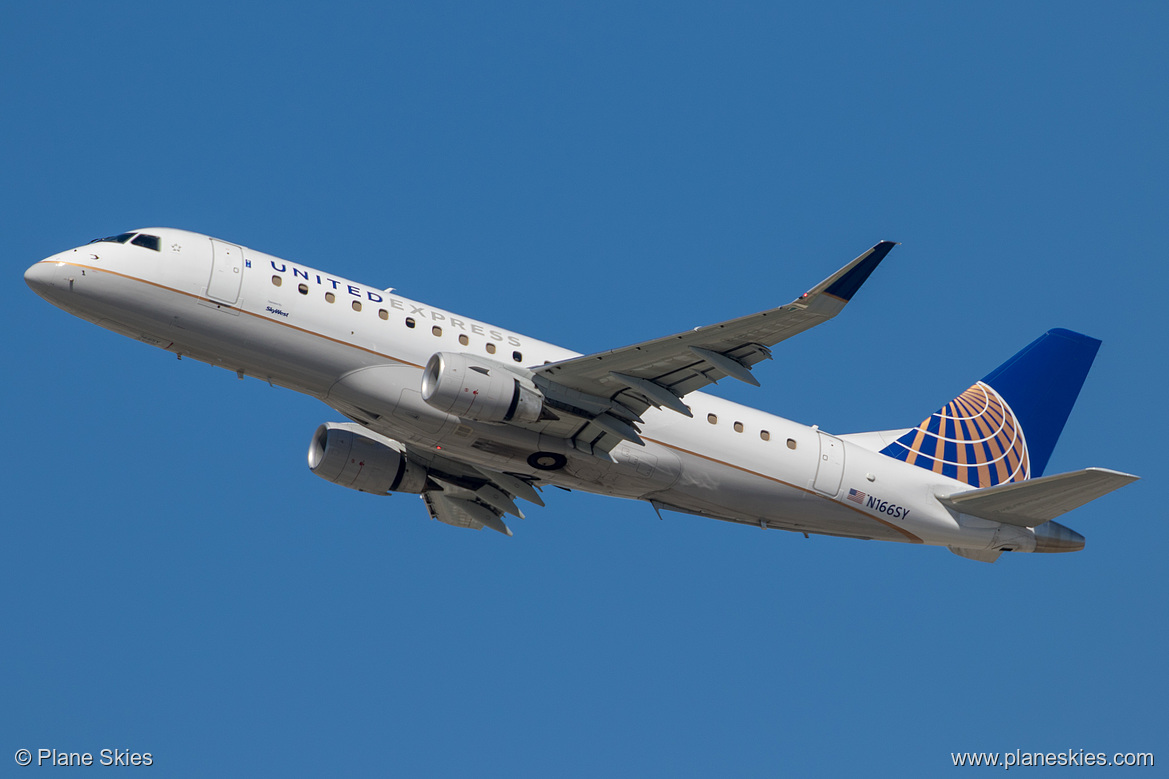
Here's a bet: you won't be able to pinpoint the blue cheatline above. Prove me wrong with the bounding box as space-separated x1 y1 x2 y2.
880 329 1101 487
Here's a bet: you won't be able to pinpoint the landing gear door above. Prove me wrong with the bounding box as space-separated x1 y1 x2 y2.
813 432 845 496
207 238 244 306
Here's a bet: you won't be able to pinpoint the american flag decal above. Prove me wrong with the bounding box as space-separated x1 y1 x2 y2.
847 489 866 505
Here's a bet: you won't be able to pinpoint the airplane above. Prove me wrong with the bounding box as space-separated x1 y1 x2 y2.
24 228 1138 562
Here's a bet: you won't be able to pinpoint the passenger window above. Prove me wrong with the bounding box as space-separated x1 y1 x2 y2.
379 309 388 320
458 334 469 346
485 343 496 354
405 317 415 328
351 301 362 312
298 283 308 295
760 430 771 441
733 421 744 433
271 275 282 287
787 438 797 450
325 292 335 303
432 326 442 337
131 234 161 251
707 413 717 425
512 351 523 363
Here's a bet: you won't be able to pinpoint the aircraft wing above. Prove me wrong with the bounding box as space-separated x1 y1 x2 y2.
405 444 545 536
531 241 896 453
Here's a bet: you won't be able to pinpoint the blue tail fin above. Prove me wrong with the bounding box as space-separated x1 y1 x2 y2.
880 329 1101 486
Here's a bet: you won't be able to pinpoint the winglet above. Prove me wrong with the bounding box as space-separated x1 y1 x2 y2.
804 241 897 302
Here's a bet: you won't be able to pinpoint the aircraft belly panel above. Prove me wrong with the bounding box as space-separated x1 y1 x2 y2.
653 443 909 542
393 389 457 440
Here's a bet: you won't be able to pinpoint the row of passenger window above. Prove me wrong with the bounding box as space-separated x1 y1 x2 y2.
706 413 797 449
271 275 524 362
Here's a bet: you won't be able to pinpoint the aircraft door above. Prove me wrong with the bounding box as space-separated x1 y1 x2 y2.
207 238 244 305
813 432 845 496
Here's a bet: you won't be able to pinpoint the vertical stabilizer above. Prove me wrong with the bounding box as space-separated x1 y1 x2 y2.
880 329 1101 486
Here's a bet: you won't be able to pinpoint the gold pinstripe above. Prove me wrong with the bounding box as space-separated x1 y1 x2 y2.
643 437 924 543
43 261 925 544
39 260 425 369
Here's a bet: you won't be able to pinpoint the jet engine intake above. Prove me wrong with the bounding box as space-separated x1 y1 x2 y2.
421 352 544 423
307 422 428 494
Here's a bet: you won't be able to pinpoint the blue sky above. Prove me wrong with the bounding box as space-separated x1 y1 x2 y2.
3 2 1165 775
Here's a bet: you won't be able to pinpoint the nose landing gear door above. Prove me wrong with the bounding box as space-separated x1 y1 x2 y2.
206 238 244 309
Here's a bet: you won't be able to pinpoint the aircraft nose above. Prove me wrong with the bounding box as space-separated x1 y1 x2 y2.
1033 520 1086 553
24 260 56 296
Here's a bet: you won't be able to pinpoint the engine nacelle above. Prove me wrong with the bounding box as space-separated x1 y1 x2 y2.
421 352 544 424
307 422 428 494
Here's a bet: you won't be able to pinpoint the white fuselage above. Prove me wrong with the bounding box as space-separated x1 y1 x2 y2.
25 228 1038 553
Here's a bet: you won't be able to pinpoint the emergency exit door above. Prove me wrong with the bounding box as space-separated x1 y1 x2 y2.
813 432 845 496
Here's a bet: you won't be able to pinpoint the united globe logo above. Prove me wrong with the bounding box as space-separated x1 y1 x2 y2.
881 381 1030 488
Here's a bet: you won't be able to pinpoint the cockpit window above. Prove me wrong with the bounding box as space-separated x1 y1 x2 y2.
91 232 137 244
131 233 160 251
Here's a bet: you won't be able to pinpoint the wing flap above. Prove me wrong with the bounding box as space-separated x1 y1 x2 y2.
472 465 545 506
938 467 1138 527
423 492 514 536
405 444 546 535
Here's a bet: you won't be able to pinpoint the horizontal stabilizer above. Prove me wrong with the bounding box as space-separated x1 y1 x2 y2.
938 467 1138 527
